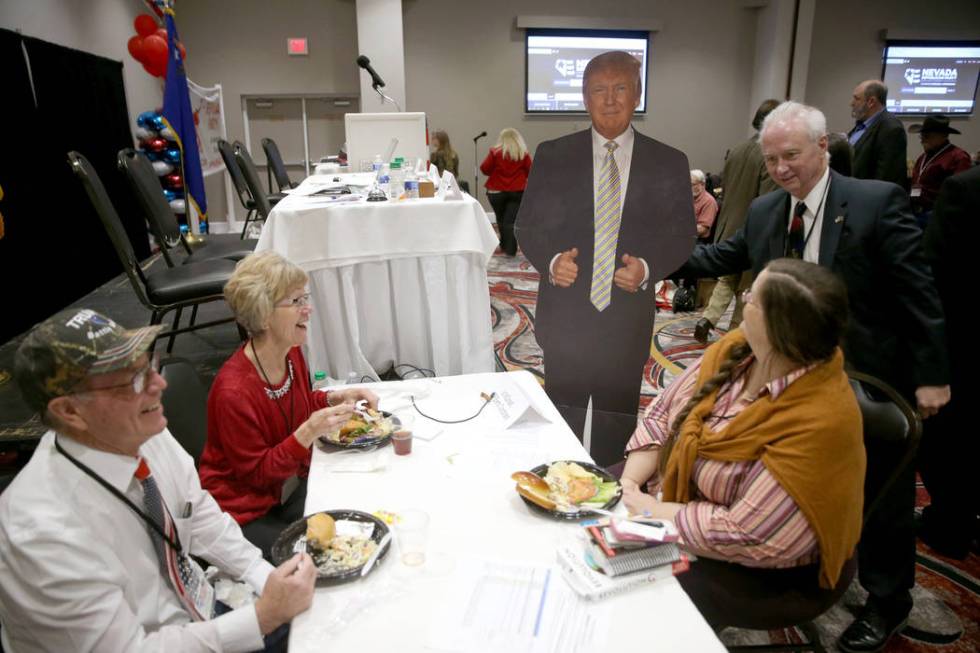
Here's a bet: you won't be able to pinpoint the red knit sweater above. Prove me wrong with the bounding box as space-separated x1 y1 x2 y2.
199 346 329 524
480 148 532 192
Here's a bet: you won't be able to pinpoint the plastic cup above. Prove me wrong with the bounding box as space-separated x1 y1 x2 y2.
395 510 429 566
392 430 412 455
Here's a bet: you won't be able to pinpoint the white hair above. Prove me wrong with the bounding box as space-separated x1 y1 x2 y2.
760 101 827 143
690 169 706 184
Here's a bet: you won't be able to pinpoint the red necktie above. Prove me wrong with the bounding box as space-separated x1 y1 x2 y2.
135 457 212 620
787 201 806 259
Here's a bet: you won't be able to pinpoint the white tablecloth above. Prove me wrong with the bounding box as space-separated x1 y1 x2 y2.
289 371 725 653
256 175 499 380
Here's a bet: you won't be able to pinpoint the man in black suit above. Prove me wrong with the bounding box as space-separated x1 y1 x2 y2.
918 165 978 559
848 80 908 188
675 101 950 653
515 51 694 466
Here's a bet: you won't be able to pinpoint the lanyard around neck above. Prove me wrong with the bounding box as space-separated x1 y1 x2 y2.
54 436 182 553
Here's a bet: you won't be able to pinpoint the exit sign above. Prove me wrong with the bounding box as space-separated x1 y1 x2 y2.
287 38 308 56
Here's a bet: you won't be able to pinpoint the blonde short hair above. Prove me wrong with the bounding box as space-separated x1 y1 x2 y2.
224 251 308 336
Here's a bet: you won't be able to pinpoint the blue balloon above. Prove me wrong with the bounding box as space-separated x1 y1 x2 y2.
150 115 167 131
140 148 162 162
162 189 183 202
136 111 160 128
179 223 189 235
163 147 181 164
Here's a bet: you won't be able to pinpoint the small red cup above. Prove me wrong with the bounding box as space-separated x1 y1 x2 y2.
392 430 412 455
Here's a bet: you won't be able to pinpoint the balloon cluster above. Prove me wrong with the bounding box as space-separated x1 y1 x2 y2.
127 14 186 78
136 110 185 214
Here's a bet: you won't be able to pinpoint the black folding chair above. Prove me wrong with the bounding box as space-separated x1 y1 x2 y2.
218 139 284 239
159 357 209 465
261 137 295 193
68 151 239 353
117 148 256 267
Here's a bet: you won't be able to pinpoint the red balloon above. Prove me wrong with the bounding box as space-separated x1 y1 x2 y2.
156 28 168 41
142 35 168 74
147 138 168 153
142 58 166 78
127 36 144 61
165 173 184 189
134 14 157 38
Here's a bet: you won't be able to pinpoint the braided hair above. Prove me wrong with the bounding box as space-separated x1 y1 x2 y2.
657 259 848 477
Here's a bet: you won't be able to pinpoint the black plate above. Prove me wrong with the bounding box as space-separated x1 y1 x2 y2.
271 510 391 583
319 411 400 449
518 461 622 521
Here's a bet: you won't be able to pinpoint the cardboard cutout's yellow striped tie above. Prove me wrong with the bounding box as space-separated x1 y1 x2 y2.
590 141 621 311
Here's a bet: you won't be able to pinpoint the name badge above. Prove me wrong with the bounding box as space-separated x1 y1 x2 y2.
910 187 922 198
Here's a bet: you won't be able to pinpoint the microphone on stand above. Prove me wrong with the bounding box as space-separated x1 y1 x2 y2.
473 131 488 200
356 55 386 89
356 55 401 111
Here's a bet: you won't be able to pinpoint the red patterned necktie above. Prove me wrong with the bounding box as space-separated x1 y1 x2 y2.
135 457 213 620
787 201 806 259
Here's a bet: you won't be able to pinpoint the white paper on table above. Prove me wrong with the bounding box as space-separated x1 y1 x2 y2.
428 163 442 185
318 447 391 473
426 557 611 653
487 385 551 431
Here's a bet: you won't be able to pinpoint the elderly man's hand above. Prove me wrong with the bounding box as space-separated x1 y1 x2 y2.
916 385 951 419
255 553 316 635
552 247 579 287
613 254 645 292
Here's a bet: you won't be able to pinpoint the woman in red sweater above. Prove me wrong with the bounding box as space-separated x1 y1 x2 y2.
198 251 378 558
480 128 532 256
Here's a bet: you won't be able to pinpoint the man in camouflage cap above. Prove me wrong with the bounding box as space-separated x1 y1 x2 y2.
0 309 315 652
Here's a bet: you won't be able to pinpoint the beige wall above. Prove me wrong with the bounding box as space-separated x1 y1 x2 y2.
404 0 760 206
177 0 359 224
806 0 980 166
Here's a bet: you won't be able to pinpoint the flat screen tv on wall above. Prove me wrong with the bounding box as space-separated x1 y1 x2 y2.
881 40 980 115
525 29 649 114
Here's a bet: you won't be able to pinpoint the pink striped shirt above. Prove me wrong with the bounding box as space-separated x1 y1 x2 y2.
626 355 820 568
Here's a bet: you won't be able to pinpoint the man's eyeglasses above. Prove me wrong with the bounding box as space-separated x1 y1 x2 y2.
79 353 161 396
277 293 312 308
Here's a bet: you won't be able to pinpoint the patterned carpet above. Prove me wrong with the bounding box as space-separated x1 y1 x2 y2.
487 247 979 652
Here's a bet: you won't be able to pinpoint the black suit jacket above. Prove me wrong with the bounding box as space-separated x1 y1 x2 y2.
924 165 977 361
515 128 694 363
675 170 948 394
850 110 908 189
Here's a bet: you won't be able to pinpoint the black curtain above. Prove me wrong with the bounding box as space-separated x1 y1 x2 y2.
0 29 149 344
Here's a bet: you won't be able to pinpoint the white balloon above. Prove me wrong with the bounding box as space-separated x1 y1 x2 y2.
159 126 177 140
135 126 157 141
152 161 174 176
169 199 187 214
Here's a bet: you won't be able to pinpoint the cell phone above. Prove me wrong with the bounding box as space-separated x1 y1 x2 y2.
610 519 669 543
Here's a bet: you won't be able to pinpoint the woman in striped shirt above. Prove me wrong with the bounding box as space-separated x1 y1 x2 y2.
621 258 865 626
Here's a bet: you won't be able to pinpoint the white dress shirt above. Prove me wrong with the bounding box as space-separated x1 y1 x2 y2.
0 429 275 653
787 167 831 263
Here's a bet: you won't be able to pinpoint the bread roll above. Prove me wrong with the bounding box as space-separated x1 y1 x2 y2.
306 513 336 548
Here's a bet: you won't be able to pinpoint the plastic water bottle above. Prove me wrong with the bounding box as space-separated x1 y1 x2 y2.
404 171 419 199
388 160 403 198
372 154 383 172
312 370 329 391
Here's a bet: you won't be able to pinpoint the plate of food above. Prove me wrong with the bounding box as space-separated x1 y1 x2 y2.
320 406 400 449
271 510 391 583
511 461 622 520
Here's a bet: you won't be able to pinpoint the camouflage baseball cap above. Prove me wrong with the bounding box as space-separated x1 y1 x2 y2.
14 309 163 413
